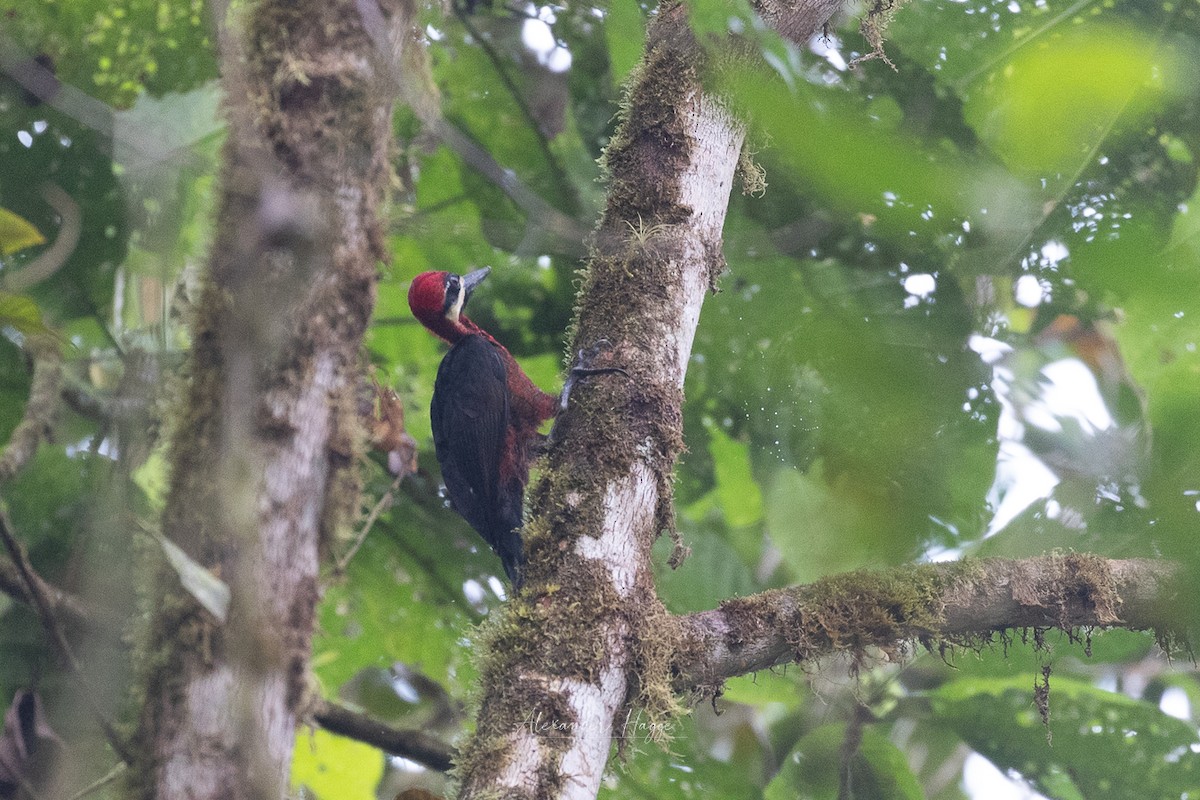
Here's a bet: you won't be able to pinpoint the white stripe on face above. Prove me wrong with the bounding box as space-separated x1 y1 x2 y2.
446 277 466 323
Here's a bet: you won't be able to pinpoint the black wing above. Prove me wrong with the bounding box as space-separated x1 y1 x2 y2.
431 335 525 583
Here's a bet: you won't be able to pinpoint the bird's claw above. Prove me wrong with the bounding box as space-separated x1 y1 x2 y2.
546 342 631 447
559 341 630 413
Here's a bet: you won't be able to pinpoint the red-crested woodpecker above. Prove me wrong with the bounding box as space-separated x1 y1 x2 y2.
408 268 556 586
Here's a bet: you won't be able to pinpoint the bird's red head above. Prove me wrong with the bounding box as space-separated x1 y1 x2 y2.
408 267 491 342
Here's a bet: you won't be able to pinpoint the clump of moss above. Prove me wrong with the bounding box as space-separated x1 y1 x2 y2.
737 147 767 198
851 0 909 71
791 564 966 663
625 599 688 748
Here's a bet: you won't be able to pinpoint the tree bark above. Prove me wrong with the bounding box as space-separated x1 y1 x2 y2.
672 555 1183 692
128 1 405 798
455 5 748 798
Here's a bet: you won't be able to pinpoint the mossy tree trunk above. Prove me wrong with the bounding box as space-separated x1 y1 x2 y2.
128 1 404 798
454 5 749 798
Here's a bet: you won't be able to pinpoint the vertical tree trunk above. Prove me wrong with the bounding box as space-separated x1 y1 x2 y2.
129 2 404 798
455 5 747 798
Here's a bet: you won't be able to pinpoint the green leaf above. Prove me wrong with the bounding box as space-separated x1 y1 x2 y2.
719 68 1037 243
599 710 765 800
1167 177 1200 261
720 668 803 710
687 0 758 40
132 447 170 513
0 292 51 336
959 23 1186 179
765 463 893 583
314 527 477 693
1 0 216 107
652 526 758 613
145 526 231 623
707 420 764 529
0 207 46 254
931 674 1200 799
290 728 384 800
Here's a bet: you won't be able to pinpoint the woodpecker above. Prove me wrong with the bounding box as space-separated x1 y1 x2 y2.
408 267 557 586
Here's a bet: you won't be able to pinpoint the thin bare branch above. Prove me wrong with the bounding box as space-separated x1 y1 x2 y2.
451 7 580 214
0 184 81 293
309 698 455 772
64 762 126 800
354 0 591 254
336 472 405 574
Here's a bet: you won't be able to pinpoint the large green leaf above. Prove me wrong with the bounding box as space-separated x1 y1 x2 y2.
600 709 767 800
931 674 1200 799
0 292 51 336
957 23 1188 179
602 0 647 85
707 421 765 530
652 524 758 613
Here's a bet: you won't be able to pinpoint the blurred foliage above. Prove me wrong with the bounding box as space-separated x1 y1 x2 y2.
291 728 385 800
0 0 216 107
0 0 1198 798
931 674 1200 798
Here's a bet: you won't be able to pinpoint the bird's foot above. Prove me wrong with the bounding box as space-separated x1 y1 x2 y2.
548 340 630 444
559 339 630 412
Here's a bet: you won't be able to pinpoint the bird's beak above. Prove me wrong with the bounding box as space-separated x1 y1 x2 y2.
461 267 491 302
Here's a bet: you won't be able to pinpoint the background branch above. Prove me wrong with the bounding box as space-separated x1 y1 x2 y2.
309 698 455 772
0 334 62 485
0 508 133 764
0 557 103 632
451 6 580 214
0 184 81 293
354 0 591 255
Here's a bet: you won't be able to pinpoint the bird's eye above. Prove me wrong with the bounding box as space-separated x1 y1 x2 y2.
444 276 461 312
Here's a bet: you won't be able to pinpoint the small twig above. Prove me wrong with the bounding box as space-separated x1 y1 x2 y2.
335 473 405 574
0 507 134 764
310 697 455 772
64 762 127 800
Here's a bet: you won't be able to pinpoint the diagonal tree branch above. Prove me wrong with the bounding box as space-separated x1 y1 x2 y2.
450 6 581 217
355 0 591 255
309 698 455 772
0 557 106 632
